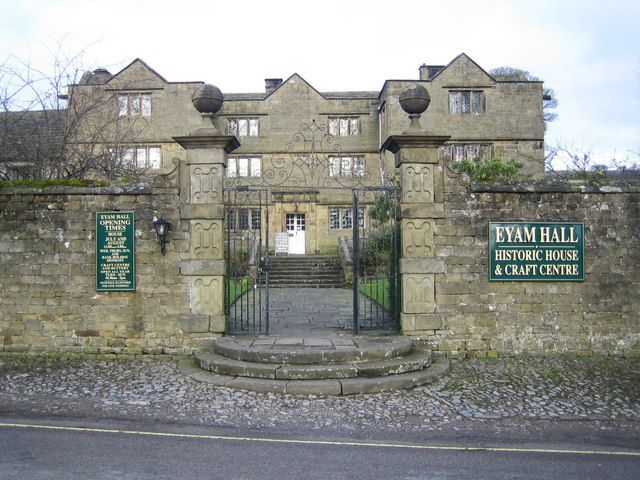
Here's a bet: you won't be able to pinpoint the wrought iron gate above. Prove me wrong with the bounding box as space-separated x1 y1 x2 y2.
225 187 270 334
352 187 401 333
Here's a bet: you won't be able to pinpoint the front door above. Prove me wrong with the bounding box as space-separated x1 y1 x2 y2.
286 213 306 254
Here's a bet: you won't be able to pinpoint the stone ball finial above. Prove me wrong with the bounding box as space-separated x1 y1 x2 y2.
192 84 223 114
399 85 430 115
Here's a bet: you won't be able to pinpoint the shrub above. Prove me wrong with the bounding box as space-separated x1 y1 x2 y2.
452 155 523 182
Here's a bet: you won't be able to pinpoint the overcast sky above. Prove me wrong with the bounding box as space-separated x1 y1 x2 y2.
2 0 638 165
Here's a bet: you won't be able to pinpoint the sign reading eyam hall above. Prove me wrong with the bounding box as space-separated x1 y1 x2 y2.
489 222 584 282
96 211 135 291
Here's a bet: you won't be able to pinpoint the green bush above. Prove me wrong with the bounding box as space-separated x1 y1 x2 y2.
452 155 523 182
360 226 393 267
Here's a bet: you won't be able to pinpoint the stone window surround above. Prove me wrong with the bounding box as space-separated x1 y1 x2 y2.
329 207 365 229
227 156 261 178
328 155 365 178
110 145 162 169
439 143 492 162
117 92 152 117
227 117 259 137
226 208 261 231
449 90 485 115
328 116 360 136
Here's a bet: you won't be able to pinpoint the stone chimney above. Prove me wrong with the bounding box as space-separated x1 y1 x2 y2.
265 78 283 94
418 64 444 80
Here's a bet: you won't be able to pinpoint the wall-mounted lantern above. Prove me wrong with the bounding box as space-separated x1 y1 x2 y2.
153 218 171 255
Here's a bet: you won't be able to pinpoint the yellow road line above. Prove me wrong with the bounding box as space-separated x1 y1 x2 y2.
0 421 638 457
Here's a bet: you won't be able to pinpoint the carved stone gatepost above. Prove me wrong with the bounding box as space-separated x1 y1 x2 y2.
174 84 239 333
381 86 450 335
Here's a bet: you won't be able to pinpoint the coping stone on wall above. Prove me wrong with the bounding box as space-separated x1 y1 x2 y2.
470 173 640 194
0 182 153 196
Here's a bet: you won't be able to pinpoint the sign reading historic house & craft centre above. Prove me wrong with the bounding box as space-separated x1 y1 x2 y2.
489 222 584 282
96 211 135 291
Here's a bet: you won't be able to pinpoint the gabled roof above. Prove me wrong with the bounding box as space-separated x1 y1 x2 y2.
264 73 324 100
429 53 496 83
222 73 379 102
109 58 168 84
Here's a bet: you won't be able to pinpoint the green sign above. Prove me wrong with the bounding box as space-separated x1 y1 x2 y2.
489 222 584 282
96 211 135 291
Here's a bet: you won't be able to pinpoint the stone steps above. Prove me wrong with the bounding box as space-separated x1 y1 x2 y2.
186 336 450 395
213 336 412 364
264 255 345 288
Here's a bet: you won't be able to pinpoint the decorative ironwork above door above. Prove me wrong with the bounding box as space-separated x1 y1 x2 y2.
225 119 375 190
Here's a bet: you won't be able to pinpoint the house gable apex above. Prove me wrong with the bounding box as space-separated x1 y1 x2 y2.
430 53 496 85
106 58 168 89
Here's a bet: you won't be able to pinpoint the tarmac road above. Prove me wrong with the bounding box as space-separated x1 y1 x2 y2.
1 416 638 480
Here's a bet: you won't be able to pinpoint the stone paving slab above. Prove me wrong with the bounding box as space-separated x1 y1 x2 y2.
228 288 386 336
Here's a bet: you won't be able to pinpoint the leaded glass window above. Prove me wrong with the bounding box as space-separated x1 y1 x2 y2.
341 208 353 229
239 209 249 230
340 118 349 136
330 157 341 177
250 157 261 177
227 157 237 177
148 148 161 168
249 118 259 136
238 119 248 137
118 93 152 117
349 118 360 136
227 117 259 136
135 148 147 168
328 117 361 136
329 208 340 229
439 143 492 163
238 157 249 177
472 91 483 115
353 157 364 176
449 91 484 115
118 95 128 116
329 118 338 136
251 209 261 230
227 119 238 135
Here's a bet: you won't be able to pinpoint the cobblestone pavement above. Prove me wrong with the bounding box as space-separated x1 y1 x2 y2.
0 354 638 435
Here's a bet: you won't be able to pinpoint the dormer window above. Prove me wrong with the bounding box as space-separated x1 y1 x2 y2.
449 91 484 115
227 118 259 137
118 93 151 117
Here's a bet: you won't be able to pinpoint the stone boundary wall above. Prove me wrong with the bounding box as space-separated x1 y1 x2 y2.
1 179 638 357
0 184 214 355
426 178 640 357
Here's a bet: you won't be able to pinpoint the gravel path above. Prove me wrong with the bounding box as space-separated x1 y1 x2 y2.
1 354 638 434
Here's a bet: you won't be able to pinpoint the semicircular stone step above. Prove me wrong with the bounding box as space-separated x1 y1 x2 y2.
195 348 432 381
213 336 412 365
181 356 450 395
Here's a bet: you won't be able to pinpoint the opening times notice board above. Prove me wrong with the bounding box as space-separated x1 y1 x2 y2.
96 211 135 291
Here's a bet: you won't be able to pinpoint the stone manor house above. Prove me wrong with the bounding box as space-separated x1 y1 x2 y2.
63 53 545 255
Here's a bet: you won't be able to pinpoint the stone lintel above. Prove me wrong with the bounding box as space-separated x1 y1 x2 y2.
382 134 449 154
173 134 240 154
401 313 443 333
181 259 225 276
400 258 445 274
180 204 225 220
400 203 444 219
